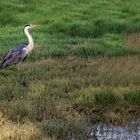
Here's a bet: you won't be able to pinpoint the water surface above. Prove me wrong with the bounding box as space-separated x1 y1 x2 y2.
88 120 140 140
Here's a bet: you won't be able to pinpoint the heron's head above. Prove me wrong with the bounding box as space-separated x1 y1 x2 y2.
24 24 40 30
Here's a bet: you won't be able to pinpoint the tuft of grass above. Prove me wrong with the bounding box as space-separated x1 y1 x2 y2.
94 90 121 106
123 90 140 106
0 113 40 140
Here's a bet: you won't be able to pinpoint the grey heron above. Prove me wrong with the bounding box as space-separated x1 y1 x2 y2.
0 24 39 69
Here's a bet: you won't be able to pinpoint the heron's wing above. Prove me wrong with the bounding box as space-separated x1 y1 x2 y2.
3 45 27 61
2 45 28 67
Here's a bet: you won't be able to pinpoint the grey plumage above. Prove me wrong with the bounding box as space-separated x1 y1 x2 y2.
0 45 28 69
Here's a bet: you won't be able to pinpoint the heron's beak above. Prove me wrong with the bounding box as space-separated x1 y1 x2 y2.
32 25 40 28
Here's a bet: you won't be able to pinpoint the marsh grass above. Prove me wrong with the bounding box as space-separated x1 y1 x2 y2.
0 112 40 140
0 57 140 139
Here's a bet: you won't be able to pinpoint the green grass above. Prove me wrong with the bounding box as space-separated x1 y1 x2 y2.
0 0 140 58
0 0 140 139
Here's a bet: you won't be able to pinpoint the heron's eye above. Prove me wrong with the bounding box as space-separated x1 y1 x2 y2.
24 24 32 28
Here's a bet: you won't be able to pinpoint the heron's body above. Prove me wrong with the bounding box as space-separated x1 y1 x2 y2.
0 44 28 68
0 24 37 69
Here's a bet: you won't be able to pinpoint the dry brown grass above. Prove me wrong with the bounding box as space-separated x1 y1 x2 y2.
125 33 140 50
22 57 54 69
92 56 140 86
22 56 140 87
53 105 87 125
0 112 40 140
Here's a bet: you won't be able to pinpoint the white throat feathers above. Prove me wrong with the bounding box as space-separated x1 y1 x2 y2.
24 26 34 53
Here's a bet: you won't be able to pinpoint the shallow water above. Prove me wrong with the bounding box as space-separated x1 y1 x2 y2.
47 119 140 139
89 122 140 140
69 120 140 140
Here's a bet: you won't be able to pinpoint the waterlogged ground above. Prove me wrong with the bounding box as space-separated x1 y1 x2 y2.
35 119 140 140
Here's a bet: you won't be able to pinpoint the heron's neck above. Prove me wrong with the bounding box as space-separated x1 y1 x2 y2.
24 28 34 50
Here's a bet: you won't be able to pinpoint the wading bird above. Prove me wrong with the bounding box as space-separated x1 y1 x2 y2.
0 24 39 69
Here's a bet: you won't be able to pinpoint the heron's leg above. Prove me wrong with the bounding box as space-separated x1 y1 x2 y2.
12 63 20 72
11 64 17 71
17 62 21 72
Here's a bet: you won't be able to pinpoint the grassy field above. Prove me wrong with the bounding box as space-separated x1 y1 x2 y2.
0 0 140 139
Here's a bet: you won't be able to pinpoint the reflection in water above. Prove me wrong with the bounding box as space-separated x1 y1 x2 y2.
87 120 140 140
